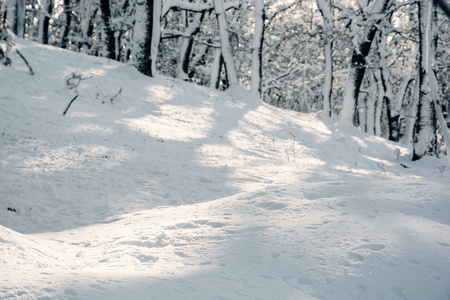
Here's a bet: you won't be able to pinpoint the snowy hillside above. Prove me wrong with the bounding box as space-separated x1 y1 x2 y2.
1 40 449 300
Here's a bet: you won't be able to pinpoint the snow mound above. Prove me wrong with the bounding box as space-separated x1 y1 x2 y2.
1 39 449 299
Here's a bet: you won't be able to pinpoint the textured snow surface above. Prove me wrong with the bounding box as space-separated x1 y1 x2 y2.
1 39 450 299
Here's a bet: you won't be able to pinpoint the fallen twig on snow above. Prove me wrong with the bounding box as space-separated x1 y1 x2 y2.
15 50 34 75
109 86 122 103
66 72 93 89
63 95 79 116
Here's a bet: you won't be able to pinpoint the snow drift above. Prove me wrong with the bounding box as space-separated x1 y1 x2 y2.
1 39 449 299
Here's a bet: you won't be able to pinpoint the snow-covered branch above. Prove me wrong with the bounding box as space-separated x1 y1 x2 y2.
162 0 240 18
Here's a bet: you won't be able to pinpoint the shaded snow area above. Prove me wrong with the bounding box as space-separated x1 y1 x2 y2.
1 40 450 300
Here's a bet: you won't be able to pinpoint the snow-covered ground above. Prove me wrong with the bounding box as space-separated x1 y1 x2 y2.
1 40 449 300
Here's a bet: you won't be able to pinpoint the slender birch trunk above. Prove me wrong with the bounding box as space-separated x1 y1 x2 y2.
213 0 239 87
317 0 333 117
250 0 265 96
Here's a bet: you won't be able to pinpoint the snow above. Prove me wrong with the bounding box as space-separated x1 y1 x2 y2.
1 39 450 299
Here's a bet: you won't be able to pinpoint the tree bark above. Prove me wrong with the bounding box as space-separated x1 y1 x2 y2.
213 0 239 87
317 0 333 117
338 0 391 126
99 0 116 60
210 49 223 89
250 0 265 96
133 0 161 76
16 0 25 37
340 25 379 125
178 9 205 80
4 0 17 34
39 0 53 44
412 0 438 160
61 0 72 49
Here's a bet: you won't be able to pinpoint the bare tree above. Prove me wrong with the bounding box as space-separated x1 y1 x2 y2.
338 0 392 126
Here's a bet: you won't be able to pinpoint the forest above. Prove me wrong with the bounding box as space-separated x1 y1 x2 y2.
1 1 450 298
1 0 449 160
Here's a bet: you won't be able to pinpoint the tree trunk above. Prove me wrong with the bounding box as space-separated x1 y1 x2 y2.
99 0 116 60
339 25 378 125
338 0 391 126
133 0 161 76
366 85 376 135
5 0 24 37
391 77 414 141
61 0 72 49
425 0 450 161
250 0 265 96
178 10 205 80
412 0 438 160
39 0 53 44
79 0 97 54
210 49 223 89
213 0 239 87
4 0 16 34
16 0 25 37
317 0 333 117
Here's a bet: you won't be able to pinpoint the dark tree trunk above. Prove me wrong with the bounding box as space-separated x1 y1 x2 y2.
61 0 72 49
133 0 155 76
250 0 265 96
42 0 53 44
339 0 392 125
99 0 116 60
178 10 205 79
16 0 25 37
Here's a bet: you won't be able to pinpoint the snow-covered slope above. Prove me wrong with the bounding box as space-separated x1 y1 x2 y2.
1 39 449 299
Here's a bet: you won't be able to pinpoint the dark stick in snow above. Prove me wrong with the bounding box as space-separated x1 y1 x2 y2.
63 95 79 116
15 50 34 75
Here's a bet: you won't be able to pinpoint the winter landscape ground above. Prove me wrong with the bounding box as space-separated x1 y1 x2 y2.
1 40 450 299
